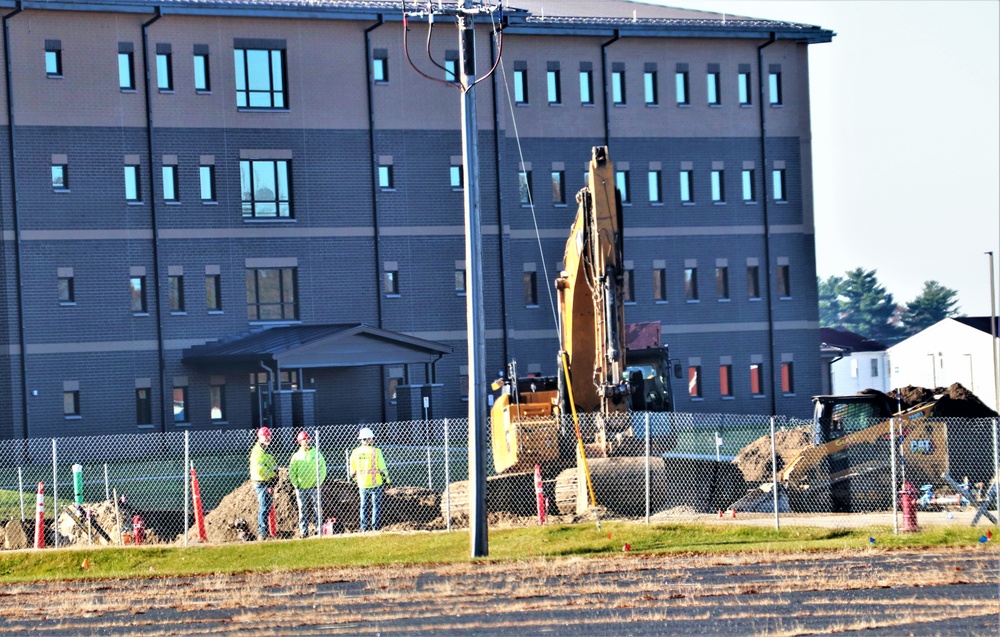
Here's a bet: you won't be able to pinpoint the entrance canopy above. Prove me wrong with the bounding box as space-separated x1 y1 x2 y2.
183 323 452 371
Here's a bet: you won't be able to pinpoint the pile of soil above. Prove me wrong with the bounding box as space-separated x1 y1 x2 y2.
887 383 998 418
732 425 812 484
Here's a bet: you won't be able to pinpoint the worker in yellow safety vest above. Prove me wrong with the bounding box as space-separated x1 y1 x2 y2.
249 426 278 540
350 427 390 531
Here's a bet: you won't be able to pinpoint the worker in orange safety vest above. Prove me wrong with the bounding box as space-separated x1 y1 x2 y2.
350 427 390 532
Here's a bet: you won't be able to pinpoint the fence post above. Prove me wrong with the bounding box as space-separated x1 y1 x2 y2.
51 438 59 549
993 418 998 526
770 417 779 530
184 430 190 548
644 412 651 524
314 428 323 533
103 464 110 503
444 418 451 532
18 467 24 521
890 416 898 535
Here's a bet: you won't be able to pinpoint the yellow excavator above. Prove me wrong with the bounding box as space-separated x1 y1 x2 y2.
489 146 677 513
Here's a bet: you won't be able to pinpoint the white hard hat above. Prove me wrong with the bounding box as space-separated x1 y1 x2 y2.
358 427 375 440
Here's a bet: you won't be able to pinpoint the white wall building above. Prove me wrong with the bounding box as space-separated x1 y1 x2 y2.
887 317 1000 412
820 328 889 395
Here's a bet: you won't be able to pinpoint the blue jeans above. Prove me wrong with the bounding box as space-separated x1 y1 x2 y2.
359 485 383 531
295 488 320 536
254 482 273 538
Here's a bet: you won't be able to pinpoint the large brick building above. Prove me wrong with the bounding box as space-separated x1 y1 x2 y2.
0 0 833 439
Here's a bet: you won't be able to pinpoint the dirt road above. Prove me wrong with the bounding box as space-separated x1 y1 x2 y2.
1 546 997 636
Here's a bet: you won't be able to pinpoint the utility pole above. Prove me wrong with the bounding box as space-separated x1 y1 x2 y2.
987 251 998 414
401 1 502 557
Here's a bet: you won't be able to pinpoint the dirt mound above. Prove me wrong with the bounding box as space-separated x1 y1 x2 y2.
884 383 996 417
733 425 812 483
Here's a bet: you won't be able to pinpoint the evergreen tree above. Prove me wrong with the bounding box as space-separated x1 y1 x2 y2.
903 280 961 335
817 275 844 328
829 268 903 344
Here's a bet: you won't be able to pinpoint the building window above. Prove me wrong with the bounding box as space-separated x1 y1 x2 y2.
235 47 287 109
524 271 537 306
379 164 394 190
707 71 720 105
580 69 593 105
241 159 291 218
45 42 62 77
781 362 794 394
514 68 528 104
450 165 463 190
458 367 469 400
772 169 786 202
551 171 565 204
612 70 625 105
742 169 755 202
871 359 880 378
173 386 189 423
210 384 227 421
118 49 135 90
716 266 729 300
738 71 752 105
547 69 561 104
156 51 173 91
445 55 458 84
373 51 388 83
623 268 635 303
518 170 532 205
675 71 689 105
720 365 733 397
684 267 698 301
206 274 222 311
168 274 185 312
194 48 211 92
777 264 791 298
644 70 658 105
130 276 147 313
648 170 662 204
135 388 152 425
58 274 74 304
64 390 80 417
653 268 667 302
455 265 466 296
750 363 765 396
679 170 693 203
747 265 761 299
124 165 141 202
615 170 630 204
384 267 399 296
52 164 68 190
387 368 404 401
711 170 725 202
246 267 298 321
162 165 178 202
688 366 702 398
200 165 216 202
769 71 782 105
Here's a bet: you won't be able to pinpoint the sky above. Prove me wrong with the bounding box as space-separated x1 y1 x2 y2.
644 0 1000 317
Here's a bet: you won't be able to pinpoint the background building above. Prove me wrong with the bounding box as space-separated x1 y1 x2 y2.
819 327 889 396
0 0 832 439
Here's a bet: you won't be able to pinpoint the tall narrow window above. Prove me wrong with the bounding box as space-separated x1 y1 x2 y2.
173 386 189 423
747 265 761 299
612 69 626 105
514 66 528 104
518 170 532 204
719 365 733 397
372 49 388 83
781 362 795 394
742 169 755 202
675 70 689 105
194 45 211 92
871 359 880 378
644 69 658 105
162 165 178 202
136 388 152 425
124 165 141 202
738 70 752 105
551 171 565 204
688 366 702 398
246 267 298 320
200 164 216 202
241 159 292 218
234 46 287 109
450 165 463 190
524 271 537 306
130 276 147 313
684 267 698 301
168 274 185 312
615 170 630 204
547 68 561 104
623 268 635 303
777 263 792 298
579 68 593 105
707 70 720 105
716 266 729 300
155 46 173 91
769 70 782 105
711 170 725 202
455 263 466 295
653 268 667 302
378 164 394 189
64 390 81 417
750 363 765 396
58 272 75 304
210 384 227 421
772 169 787 202
679 169 693 203
206 273 222 311
118 44 135 90
52 164 68 190
444 58 458 84
384 267 399 295
45 40 62 77
648 170 662 203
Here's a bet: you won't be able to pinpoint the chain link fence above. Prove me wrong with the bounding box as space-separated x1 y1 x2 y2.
1 412 997 550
